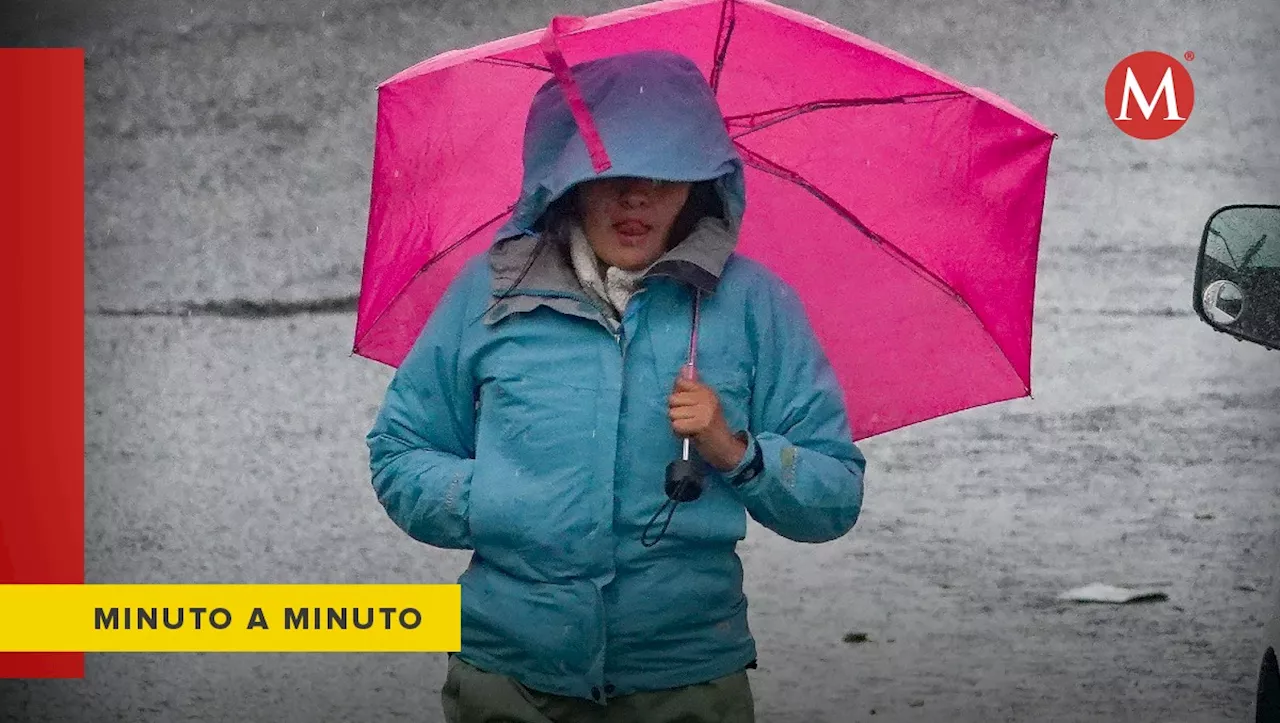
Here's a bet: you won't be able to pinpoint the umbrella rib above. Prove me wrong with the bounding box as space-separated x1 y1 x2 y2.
354 202 518 353
736 146 1022 386
735 143 965 305
477 57 552 73
709 0 737 95
726 91 967 138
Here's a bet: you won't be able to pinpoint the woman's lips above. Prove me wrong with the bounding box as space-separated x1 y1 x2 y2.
613 220 652 238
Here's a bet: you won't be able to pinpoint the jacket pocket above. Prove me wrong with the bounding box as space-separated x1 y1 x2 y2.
469 370 606 579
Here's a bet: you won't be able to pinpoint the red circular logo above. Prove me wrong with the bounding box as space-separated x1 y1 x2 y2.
1105 51 1195 140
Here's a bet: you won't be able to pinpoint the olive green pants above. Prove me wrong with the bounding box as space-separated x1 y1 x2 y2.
441 656 756 723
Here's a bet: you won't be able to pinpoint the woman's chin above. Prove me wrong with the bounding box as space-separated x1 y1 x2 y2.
613 231 654 248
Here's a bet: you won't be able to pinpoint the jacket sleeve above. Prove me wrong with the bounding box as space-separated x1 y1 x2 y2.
717 277 866 543
365 266 481 550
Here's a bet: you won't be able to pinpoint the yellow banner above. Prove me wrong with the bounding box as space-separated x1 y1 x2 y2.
0 585 460 652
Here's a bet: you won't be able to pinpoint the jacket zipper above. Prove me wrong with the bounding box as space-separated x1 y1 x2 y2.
615 288 647 363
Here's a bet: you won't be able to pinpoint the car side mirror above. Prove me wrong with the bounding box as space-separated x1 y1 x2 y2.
1194 204 1280 350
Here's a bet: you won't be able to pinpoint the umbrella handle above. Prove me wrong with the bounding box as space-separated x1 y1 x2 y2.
541 17 612 174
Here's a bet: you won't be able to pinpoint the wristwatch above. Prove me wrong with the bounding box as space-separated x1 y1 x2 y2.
727 431 764 487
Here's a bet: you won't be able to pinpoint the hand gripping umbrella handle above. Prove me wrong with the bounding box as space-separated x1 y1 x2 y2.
665 291 704 503
541 16 612 174
647 291 705 544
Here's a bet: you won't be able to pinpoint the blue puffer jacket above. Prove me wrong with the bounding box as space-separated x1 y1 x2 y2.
367 50 866 704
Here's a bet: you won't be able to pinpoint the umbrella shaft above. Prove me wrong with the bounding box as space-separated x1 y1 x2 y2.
687 289 700 368
682 290 700 464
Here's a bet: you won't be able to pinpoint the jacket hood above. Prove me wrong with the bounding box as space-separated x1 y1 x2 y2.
494 50 746 242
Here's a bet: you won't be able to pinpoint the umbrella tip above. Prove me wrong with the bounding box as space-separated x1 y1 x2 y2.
548 15 587 33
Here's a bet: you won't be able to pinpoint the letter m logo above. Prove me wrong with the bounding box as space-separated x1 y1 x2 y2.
1116 67 1183 121
1105 51 1195 140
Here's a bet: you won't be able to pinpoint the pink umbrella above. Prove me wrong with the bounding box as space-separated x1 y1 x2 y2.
355 0 1054 440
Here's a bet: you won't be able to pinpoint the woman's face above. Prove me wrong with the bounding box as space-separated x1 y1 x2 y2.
576 177 693 271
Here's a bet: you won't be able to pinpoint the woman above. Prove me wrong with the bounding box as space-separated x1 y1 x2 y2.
367 49 866 723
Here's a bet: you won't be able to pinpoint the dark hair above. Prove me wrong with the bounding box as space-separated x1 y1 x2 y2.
668 180 725 247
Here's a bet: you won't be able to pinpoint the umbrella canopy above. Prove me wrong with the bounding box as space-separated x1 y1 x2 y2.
355 0 1054 440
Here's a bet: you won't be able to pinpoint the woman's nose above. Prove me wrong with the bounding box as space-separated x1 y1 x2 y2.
617 179 652 209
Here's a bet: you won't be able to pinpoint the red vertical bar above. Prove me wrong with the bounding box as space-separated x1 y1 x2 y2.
0 48 86 679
